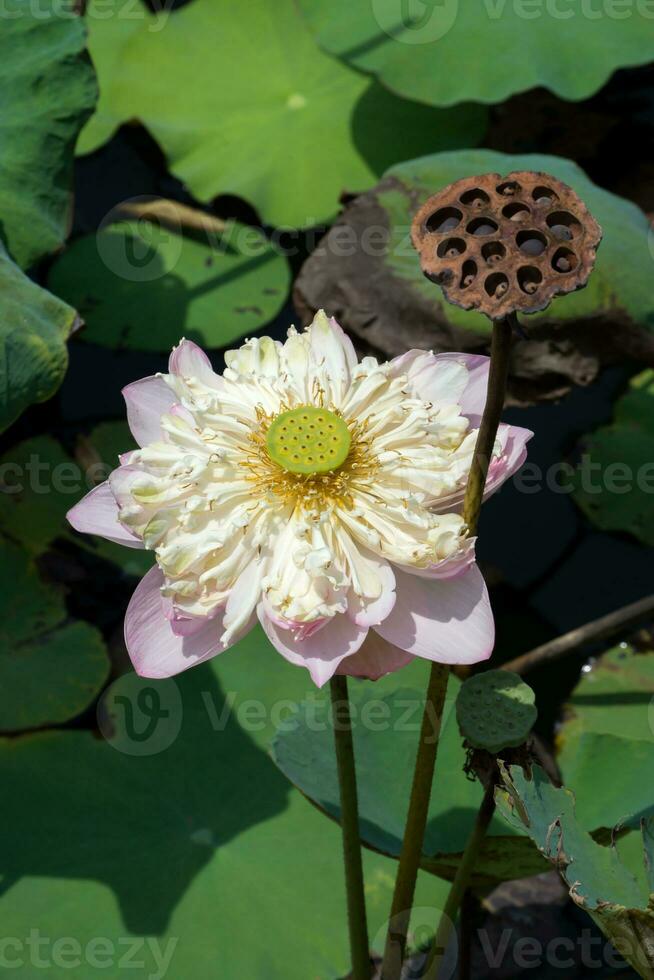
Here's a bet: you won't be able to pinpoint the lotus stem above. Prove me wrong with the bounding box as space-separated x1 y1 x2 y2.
463 313 515 536
330 674 371 980
380 314 514 979
422 785 497 980
380 663 450 979
502 592 654 676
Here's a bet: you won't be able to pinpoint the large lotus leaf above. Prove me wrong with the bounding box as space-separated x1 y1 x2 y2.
295 150 654 396
646 821 654 894
616 828 654 898
48 214 291 350
573 370 654 545
0 242 78 432
0 0 97 269
497 765 654 979
75 0 142 153
0 428 152 577
0 631 448 978
213 627 440 752
0 437 72 555
555 646 654 833
298 0 654 107
272 677 548 887
78 0 488 228
558 731 654 833
559 644 654 743
0 540 109 732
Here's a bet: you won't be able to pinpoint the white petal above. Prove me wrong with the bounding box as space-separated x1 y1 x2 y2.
221 560 264 645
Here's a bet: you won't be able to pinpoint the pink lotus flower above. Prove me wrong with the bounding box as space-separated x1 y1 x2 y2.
68 312 532 686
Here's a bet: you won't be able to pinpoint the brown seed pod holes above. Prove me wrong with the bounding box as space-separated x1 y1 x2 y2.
411 171 602 320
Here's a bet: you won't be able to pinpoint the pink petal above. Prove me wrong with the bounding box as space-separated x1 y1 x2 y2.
125 565 234 678
485 424 532 495
167 402 196 427
122 376 177 446
337 631 413 681
440 353 489 421
374 564 494 666
169 339 220 386
162 595 220 637
432 423 533 515
67 481 143 548
169 615 216 638
258 605 368 687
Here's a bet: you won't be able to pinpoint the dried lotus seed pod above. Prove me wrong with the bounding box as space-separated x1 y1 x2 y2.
412 171 602 320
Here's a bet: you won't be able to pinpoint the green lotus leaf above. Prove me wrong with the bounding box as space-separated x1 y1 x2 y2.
0 629 448 977
497 764 654 979
558 731 654 834
0 428 152 577
573 370 654 546
456 670 537 753
0 0 97 269
645 819 654 894
298 0 654 107
0 437 72 555
295 149 654 393
272 670 548 887
0 241 78 433
614 829 654 900
78 0 488 227
0 540 109 732
556 645 654 833
48 214 291 351
559 644 654 743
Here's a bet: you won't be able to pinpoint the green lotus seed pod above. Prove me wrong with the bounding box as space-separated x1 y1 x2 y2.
456 669 537 754
266 406 351 475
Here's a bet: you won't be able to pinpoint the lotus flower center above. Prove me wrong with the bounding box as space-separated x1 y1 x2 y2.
266 406 351 475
